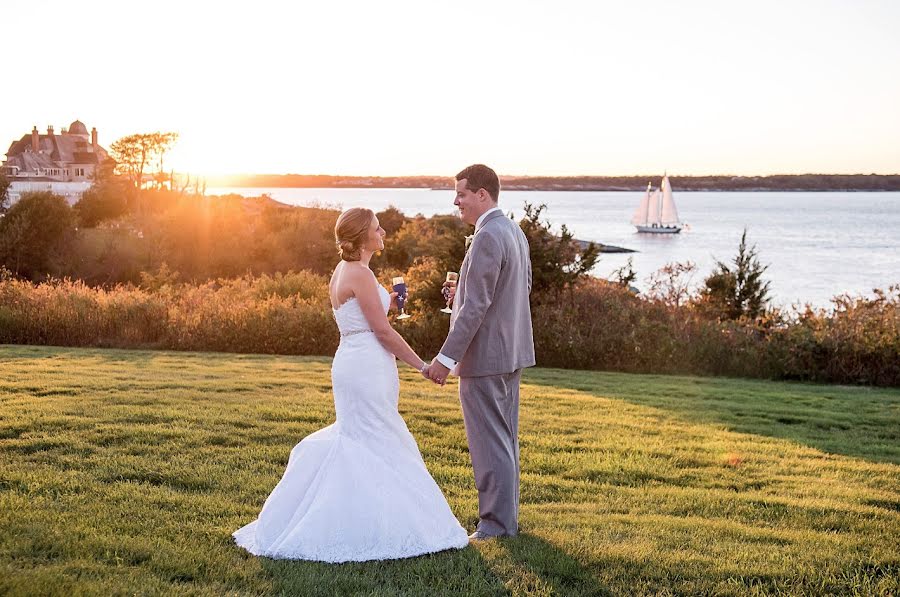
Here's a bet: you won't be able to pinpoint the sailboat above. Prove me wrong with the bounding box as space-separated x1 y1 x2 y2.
631 174 683 234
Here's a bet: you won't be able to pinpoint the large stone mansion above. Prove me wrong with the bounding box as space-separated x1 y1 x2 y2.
3 119 111 204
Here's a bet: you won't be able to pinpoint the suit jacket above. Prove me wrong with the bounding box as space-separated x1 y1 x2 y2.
441 209 536 377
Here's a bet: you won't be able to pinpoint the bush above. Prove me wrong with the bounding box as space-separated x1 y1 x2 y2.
0 275 167 347
1 271 897 386
0 191 75 280
164 275 336 354
696 228 771 320
379 214 467 276
0 270 336 355
772 286 900 385
73 179 131 227
519 203 600 296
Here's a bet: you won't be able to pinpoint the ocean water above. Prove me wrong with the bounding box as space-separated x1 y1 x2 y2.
207 187 900 309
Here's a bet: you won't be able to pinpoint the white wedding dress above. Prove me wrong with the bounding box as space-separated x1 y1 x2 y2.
233 285 468 562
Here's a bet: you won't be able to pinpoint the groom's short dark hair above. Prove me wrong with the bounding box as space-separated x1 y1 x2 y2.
456 164 500 203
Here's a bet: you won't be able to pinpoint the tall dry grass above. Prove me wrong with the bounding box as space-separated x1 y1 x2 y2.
0 270 336 356
1 270 898 386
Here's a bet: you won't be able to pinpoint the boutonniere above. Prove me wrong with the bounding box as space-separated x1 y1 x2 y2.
464 234 475 251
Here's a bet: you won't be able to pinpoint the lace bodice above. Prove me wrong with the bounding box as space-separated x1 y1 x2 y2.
332 285 390 335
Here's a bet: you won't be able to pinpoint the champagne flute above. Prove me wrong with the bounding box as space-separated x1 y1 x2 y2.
392 276 411 320
440 272 458 314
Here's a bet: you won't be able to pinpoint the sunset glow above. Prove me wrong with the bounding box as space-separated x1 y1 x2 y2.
4 0 899 176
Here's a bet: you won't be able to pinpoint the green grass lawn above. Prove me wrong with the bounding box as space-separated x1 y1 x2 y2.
1 345 898 596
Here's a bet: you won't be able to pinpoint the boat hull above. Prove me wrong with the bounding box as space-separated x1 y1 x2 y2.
635 225 682 234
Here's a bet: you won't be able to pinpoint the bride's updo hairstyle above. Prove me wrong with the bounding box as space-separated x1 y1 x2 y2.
335 207 376 262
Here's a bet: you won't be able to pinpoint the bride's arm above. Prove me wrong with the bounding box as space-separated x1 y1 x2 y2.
352 269 427 373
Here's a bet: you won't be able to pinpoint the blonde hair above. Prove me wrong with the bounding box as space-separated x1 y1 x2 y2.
334 207 375 262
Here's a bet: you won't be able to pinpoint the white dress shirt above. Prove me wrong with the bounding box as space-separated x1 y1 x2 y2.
435 206 503 371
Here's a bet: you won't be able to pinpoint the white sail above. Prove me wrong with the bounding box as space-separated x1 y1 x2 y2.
659 175 680 225
650 189 662 224
631 183 651 225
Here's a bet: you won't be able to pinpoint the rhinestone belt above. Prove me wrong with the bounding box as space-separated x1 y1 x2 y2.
341 328 374 337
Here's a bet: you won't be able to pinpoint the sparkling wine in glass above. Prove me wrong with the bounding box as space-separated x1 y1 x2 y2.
392 276 411 320
441 272 458 314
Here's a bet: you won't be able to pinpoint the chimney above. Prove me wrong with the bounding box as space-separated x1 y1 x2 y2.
47 125 54 136
31 126 39 152
91 127 98 151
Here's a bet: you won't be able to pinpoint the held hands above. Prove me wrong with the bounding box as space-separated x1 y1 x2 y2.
418 360 450 386
419 361 442 385
426 359 451 386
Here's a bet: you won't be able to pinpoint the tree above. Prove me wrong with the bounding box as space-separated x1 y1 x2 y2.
697 228 771 320
110 132 179 190
0 191 76 279
379 214 467 275
74 178 130 227
519 202 600 296
611 257 637 288
646 261 697 307
0 170 10 214
376 205 406 236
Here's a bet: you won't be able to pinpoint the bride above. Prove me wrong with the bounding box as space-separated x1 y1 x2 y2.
233 207 469 562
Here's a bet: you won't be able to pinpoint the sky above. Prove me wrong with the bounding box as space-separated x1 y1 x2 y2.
3 0 899 177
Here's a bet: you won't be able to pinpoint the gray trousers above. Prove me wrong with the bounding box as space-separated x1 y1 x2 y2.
459 369 521 537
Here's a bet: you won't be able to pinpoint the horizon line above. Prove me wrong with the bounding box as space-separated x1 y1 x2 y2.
198 171 900 179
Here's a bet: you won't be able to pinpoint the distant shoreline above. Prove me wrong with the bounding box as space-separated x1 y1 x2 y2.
205 173 900 193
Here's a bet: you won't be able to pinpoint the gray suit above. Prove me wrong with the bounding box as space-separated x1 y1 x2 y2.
441 209 535 536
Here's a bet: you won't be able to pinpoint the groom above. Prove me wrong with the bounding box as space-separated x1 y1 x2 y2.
426 164 535 539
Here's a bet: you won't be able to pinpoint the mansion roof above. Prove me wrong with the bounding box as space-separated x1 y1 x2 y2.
6 151 59 171
7 137 108 166
4 120 110 172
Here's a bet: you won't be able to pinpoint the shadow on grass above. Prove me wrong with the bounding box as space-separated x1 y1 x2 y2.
259 546 509 596
524 368 900 465
256 533 610 596
495 533 610 596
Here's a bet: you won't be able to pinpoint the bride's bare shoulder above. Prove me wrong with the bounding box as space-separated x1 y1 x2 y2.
331 262 375 297
334 261 373 281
